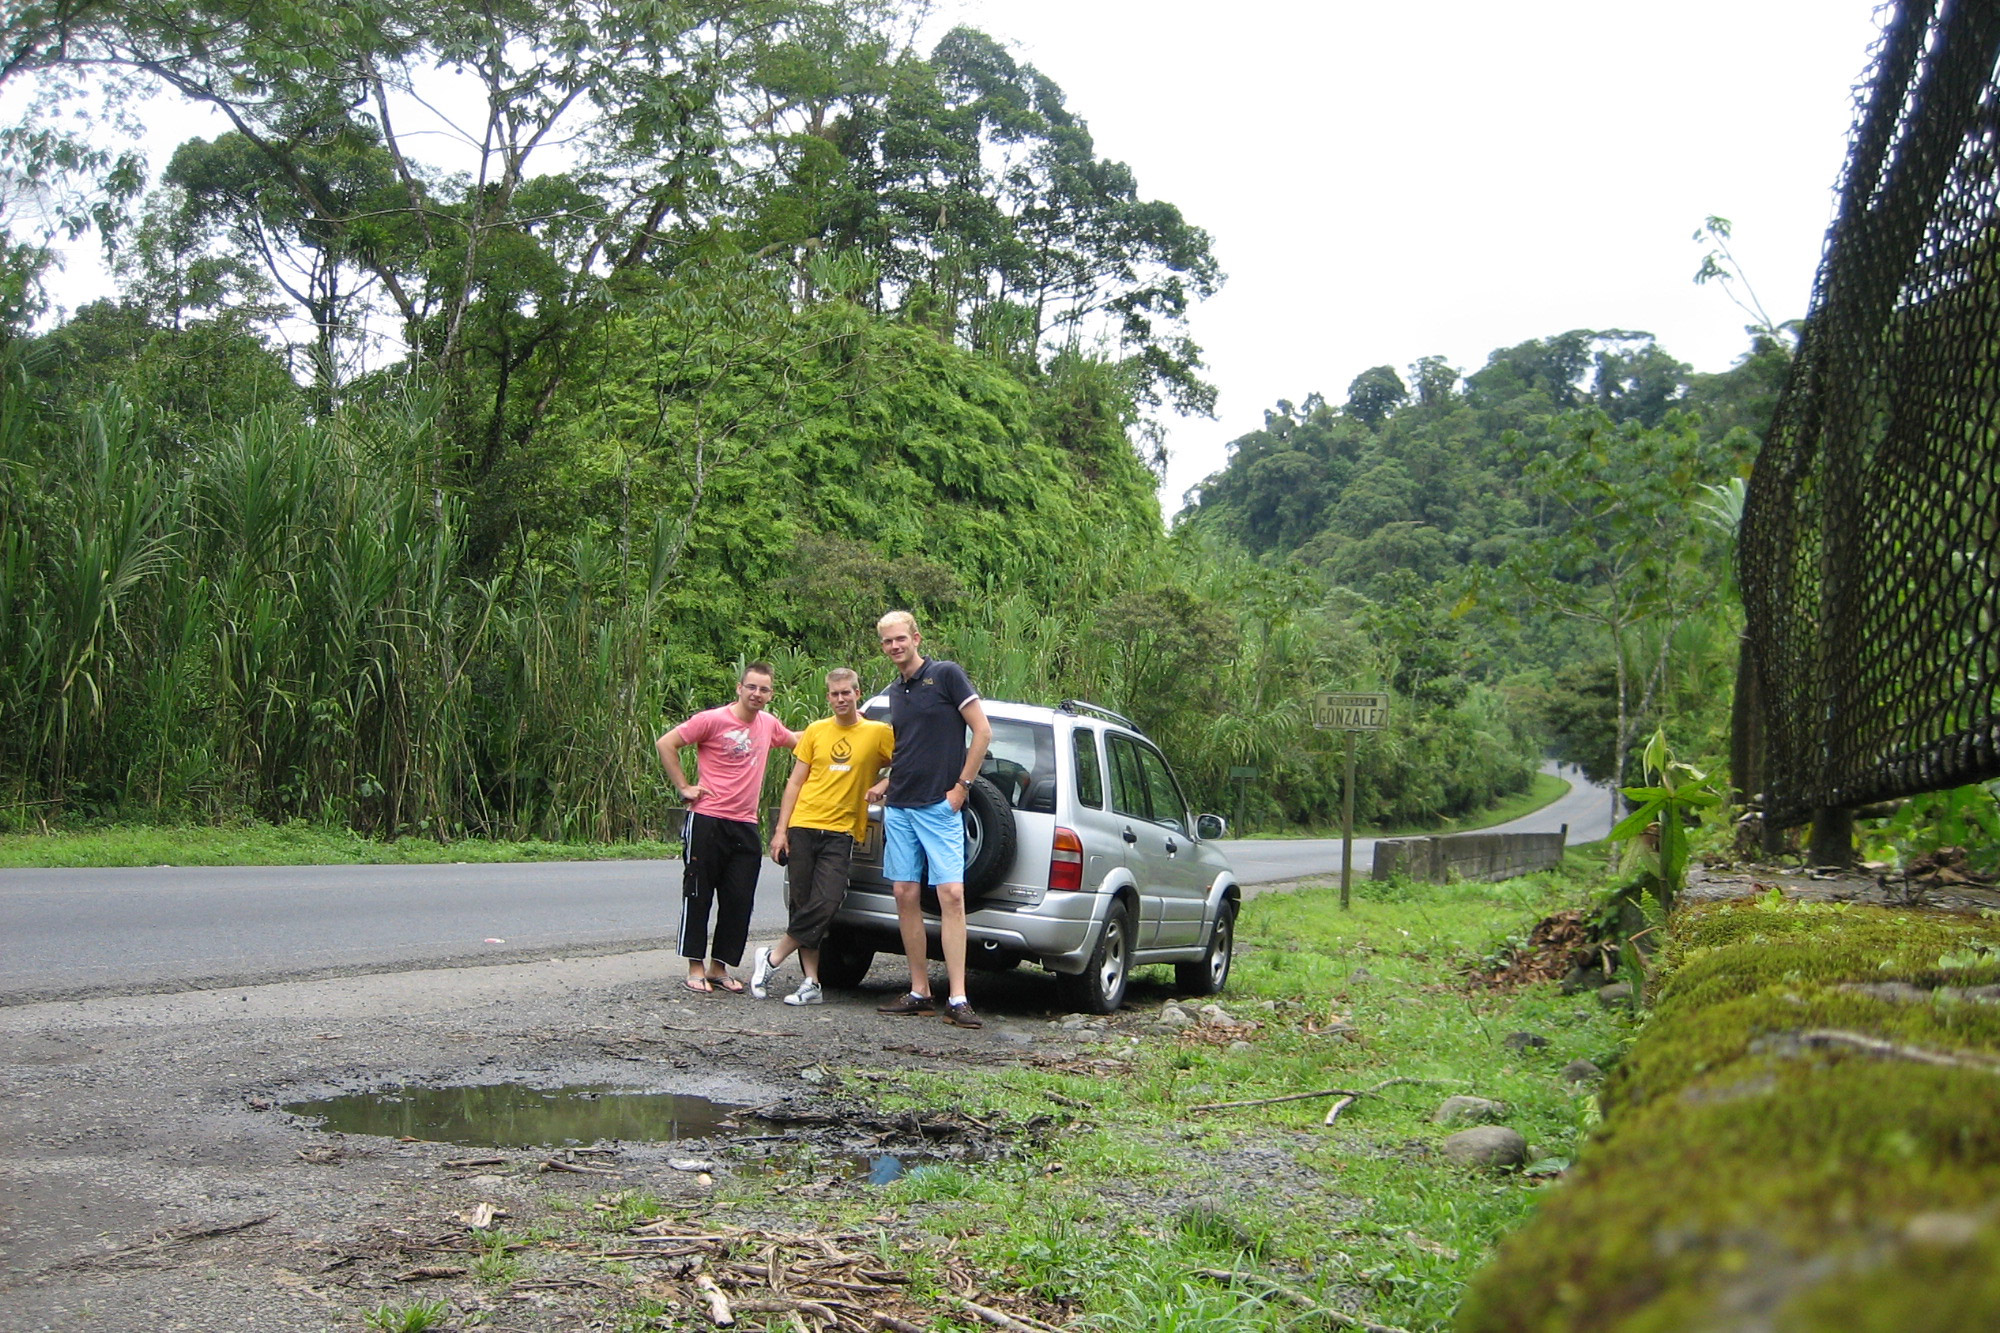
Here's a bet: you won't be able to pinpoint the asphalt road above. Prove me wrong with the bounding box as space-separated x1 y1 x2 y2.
1217 761 1611 888
0 765 1609 1003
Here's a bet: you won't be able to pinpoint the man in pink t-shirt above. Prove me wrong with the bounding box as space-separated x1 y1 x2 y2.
655 663 799 993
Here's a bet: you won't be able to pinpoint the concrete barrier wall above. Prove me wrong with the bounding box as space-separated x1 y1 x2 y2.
1372 829 1568 883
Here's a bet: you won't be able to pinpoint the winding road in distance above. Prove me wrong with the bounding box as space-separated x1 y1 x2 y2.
0 765 1610 1004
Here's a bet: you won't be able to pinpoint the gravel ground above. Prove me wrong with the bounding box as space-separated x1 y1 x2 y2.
0 948 1120 1333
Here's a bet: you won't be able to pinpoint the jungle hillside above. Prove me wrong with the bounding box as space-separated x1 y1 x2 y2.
1 0 1771 842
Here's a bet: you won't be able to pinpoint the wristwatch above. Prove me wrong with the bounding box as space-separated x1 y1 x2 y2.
955 778 972 789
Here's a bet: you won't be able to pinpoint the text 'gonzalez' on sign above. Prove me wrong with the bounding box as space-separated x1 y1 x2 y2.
1310 692 1390 731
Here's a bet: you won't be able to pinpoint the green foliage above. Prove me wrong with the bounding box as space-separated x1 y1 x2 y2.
1186 325 1776 795
861 862 1625 1333
1608 729 1725 908
1858 781 2000 876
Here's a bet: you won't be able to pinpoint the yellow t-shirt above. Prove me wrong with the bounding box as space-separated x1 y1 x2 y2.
789 716 895 840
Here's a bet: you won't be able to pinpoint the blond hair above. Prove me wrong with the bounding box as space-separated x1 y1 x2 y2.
876 609 918 637
826 667 860 689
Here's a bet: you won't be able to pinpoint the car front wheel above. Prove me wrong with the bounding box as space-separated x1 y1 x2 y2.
1058 901 1133 1015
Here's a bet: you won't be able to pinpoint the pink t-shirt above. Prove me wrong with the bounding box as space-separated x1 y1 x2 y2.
675 705 799 824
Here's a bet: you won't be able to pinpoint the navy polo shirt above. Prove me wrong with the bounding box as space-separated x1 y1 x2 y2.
884 658 979 807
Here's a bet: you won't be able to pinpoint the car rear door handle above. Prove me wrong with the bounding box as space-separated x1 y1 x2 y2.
1122 826 1137 844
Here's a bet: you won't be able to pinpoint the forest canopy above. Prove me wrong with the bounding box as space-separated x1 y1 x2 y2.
1 0 1769 840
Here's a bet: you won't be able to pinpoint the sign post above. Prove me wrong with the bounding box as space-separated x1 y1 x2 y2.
1310 691 1390 909
1227 765 1258 834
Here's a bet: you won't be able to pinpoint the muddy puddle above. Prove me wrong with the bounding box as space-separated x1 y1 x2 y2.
284 1083 754 1148
283 1085 1033 1185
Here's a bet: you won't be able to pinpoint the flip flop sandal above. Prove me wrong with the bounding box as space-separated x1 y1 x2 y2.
710 975 747 994
683 978 713 994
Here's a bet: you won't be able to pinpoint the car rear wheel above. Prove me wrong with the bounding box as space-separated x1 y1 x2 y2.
1058 902 1133 1015
1175 901 1235 996
816 930 874 990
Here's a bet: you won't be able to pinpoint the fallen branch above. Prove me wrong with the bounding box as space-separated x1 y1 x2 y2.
1192 1268 1411 1333
1324 1077 1465 1126
736 1296 848 1321
510 1274 622 1293
1187 1088 1363 1112
54 1213 278 1269
539 1158 619 1175
1794 1028 2000 1074
876 1317 927 1333
659 1021 792 1038
797 1275 897 1294
954 1298 1061 1333
697 1272 736 1325
397 1264 467 1281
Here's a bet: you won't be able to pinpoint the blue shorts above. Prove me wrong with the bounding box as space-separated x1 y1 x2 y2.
883 800 966 885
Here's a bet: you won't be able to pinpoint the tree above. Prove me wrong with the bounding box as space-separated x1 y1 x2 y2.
154 127 406 397
1345 365 1407 428
12 0 847 550
1501 409 1748 808
1408 355 1459 408
1096 584 1234 739
783 26 1224 423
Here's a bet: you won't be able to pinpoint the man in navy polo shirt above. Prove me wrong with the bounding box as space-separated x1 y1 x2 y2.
866 610 993 1028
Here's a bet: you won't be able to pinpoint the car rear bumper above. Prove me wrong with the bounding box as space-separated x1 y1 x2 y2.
833 884 1105 973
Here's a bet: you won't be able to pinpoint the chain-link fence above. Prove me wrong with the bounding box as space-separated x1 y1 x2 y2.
1738 1 2000 846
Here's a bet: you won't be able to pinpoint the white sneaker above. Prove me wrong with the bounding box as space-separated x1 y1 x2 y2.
783 980 824 1006
749 946 774 999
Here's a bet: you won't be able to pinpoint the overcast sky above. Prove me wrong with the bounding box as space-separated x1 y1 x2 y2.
36 1 1885 515
932 0 1885 511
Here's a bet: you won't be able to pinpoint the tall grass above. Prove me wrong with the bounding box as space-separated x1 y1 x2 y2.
0 367 679 840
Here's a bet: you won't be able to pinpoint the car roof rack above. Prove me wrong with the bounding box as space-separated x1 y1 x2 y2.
1058 699 1140 731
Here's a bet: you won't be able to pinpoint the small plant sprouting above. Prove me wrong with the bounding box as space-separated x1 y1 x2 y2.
471 1236 526 1285
1610 728 1724 912
363 1300 452 1333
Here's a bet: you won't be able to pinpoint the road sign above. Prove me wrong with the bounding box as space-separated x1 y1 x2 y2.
1227 766 1259 779
1311 691 1390 731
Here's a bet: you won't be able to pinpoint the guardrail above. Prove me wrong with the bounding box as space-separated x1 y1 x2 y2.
1372 828 1568 884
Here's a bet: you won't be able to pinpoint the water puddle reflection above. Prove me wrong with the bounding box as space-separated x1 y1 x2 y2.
284 1084 751 1149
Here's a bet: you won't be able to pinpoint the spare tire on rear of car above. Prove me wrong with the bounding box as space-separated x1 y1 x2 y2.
917 775 1017 911
962 775 1017 894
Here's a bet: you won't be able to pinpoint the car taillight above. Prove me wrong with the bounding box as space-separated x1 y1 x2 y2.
1049 827 1084 891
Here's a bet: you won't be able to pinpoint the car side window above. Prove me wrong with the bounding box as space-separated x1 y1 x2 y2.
1107 734 1150 821
1071 726 1104 809
1134 744 1188 835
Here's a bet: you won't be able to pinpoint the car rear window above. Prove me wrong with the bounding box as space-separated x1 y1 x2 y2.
982 718 1057 814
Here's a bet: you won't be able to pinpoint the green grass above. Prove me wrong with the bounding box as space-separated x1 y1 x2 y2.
794 858 1627 1333
1252 769 1574 840
0 818 678 868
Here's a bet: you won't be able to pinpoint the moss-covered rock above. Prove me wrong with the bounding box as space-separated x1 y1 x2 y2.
1455 898 2000 1332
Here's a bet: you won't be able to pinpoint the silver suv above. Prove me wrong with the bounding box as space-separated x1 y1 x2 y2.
819 699 1239 1013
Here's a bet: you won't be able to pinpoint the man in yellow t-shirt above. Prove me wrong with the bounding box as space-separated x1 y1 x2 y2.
748 667 894 1004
